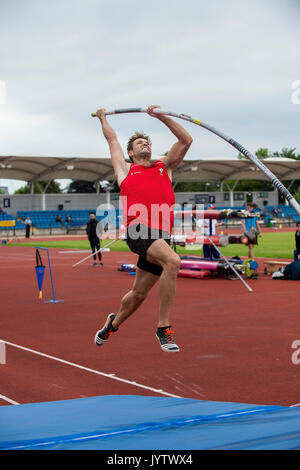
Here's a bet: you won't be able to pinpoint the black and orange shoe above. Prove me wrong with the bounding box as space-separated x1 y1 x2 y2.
94 313 118 346
156 326 180 352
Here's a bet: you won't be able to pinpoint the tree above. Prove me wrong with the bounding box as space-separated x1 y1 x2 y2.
175 181 220 192
255 148 270 160
238 147 270 160
67 180 98 193
66 180 120 193
14 180 62 194
271 147 300 160
267 147 300 202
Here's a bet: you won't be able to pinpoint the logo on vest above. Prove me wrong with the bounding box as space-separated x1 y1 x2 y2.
159 168 164 176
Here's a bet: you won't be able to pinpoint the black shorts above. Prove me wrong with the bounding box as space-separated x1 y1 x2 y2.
126 224 171 276
246 227 259 245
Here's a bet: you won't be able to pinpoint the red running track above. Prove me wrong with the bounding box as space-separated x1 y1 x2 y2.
0 244 299 408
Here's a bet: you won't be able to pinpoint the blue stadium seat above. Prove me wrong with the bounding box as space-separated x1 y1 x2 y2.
15 209 121 229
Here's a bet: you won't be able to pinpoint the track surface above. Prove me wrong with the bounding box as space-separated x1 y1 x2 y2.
0 242 299 408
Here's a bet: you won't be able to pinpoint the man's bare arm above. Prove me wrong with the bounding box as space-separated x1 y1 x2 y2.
95 109 129 185
147 106 193 171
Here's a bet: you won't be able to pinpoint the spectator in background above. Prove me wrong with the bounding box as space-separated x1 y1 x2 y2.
86 211 103 266
55 213 64 228
25 216 32 238
65 214 72 233
241 202 262 260
0 206 3 215
66 214 72 225
294 222 300 262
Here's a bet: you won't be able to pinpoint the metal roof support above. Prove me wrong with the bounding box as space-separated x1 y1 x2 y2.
41 180 52 211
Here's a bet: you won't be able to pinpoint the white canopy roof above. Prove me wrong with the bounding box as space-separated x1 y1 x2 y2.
172 157 300 182
0 155 299 183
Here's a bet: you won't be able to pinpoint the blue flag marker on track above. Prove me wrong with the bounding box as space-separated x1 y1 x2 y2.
35 249 45 299
35 247 64 303
35 266 45 299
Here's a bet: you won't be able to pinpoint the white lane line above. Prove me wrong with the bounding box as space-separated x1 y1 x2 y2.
58 250 91 254
0 394 19 405
1 340 182 399
0 253 35 260
0 341 6 364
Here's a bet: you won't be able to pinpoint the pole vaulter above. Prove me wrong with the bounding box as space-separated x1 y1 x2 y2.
89 107 299 293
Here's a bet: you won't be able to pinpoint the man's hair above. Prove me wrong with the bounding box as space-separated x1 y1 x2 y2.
127 132 152 154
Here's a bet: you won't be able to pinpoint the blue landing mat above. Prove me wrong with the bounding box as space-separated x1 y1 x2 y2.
0 395 300 450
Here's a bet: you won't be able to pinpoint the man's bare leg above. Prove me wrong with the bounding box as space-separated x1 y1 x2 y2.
95 268 158 347
144 239 181 351
95 239 181 351
146 239 181 327
248 243 254 260
112 268 159 329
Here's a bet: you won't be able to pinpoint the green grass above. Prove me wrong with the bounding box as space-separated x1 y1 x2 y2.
7 239 130 252
217 231 294 259
6 230 295 259
176 231 294 259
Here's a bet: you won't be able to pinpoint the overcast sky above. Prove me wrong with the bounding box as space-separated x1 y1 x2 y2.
0 0 299 192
